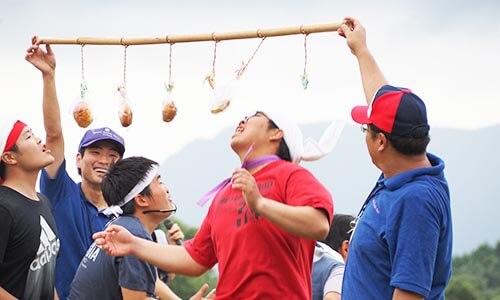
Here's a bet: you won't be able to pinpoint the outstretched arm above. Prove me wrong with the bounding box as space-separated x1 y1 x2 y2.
338 17 388 104
94 225 208 276
231 168 330 240
0 288 16 300
25 38 64 178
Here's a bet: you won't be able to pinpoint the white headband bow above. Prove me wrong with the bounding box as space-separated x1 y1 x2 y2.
102 165 159 218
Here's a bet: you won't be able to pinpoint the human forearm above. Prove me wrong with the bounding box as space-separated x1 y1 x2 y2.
33 44 64 176
130 237 207 276
393 288 423 300
42 73 62 138
355 48 388 104
0 287 17 300
255 198 329 240
155 279 181 300
339 17 388 104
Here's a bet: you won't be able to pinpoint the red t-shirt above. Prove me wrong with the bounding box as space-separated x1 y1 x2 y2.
184 160 333 300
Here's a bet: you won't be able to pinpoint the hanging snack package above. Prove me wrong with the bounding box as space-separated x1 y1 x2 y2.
72 83 94 128
209 78 237 114
117 86 133 127
162 84 177 122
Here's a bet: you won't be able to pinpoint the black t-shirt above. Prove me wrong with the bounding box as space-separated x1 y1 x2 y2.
0 186 60 299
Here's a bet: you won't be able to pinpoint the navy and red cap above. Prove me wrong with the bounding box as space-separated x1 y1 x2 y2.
351 85 430 138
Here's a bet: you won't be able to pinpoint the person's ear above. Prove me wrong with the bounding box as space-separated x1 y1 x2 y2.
1 151 17 166
134 194 149 208
340 240 350 261
377 132 387 152
269 128 284 142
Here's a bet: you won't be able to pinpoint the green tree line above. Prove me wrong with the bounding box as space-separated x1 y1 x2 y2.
446 241 500 300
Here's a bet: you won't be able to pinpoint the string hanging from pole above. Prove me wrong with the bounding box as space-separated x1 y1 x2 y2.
205 40 219 90
236 37 266 79
80 45 88 98
162 42 178 123
301 33 309 90
117 45 133 127
35 21 341 121
72 44 94 128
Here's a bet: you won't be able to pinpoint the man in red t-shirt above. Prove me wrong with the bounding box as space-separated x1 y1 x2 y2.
94 110 339 300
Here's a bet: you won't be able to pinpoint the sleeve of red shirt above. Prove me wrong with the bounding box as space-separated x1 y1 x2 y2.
183 206 218 269
285 166 334 224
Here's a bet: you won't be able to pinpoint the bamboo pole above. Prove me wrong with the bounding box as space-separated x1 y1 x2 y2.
35 22 341 46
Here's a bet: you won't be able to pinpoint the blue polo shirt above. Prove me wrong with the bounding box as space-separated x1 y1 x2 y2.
40 160 110 300
343 153 452 300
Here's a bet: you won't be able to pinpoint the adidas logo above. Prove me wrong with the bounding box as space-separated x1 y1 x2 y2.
30 216 60 271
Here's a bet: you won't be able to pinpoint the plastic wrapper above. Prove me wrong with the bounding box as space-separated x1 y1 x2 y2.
117 86 133 127
208 78 237 114
162 84 177 122
72 99 93 128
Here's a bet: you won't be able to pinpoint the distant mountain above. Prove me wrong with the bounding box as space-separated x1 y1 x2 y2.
160 123 500 256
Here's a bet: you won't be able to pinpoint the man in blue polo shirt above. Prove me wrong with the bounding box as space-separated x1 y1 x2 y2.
26 40 125 299
338 18 452 299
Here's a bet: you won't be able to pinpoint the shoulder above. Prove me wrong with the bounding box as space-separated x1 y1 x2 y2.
270 160 315 177
113 216 151 240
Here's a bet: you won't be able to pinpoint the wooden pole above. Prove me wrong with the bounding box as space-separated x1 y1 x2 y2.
35 22 341 46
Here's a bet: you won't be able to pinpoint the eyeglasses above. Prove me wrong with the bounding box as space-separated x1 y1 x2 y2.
244 111 269 122
360 124 369 133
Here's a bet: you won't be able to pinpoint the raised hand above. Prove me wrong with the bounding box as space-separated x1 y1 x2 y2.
167 223 184 245
25 36 56 76
231 168 263 212
93 224 134 256
337 17 368 56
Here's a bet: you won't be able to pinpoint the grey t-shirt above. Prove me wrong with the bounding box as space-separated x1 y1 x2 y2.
68 216 157 299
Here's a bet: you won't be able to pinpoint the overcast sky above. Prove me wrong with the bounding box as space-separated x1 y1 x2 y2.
1 0 499 178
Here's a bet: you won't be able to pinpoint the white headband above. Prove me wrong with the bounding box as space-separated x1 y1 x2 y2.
259 109 345 163
102 165 159 218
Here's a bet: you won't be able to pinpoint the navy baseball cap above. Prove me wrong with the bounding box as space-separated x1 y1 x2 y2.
78 127 125 156
351 85 430 138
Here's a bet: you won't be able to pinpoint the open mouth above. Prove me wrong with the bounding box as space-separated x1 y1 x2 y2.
94 168 109 175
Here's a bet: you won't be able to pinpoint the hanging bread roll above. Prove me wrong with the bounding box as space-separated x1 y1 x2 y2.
119 103 133 127
162 101 177 122
117 86 133 127
73 100 93 128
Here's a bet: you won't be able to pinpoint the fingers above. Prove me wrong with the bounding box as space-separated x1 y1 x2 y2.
45 44 53 55
31 35 40 46
205 287 216 299
92 231 105 240
199 283 209 295
231 171 253 190
189 283 209 300
338 16 359 38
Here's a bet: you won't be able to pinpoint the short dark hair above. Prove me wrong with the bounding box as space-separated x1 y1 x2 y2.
368 124 430 155
267 118 292 162
0 145 19 180
101 156 158 215
322 214 355 252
